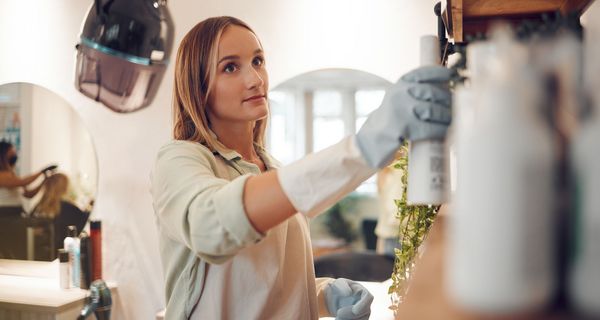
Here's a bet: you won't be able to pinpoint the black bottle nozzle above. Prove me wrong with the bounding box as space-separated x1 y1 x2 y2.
78 279 112 320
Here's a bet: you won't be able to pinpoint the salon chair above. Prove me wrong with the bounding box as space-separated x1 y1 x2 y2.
0 211 27 259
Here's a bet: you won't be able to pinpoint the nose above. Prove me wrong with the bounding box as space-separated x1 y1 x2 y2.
244 66 264 90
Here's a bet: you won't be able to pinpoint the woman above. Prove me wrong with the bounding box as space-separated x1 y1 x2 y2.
33 173 70 219
0 141 56 259
151 16 453 319
0 141 54 215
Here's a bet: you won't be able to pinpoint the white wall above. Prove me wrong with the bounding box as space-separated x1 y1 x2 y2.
30 84 73 174
0 0 441 318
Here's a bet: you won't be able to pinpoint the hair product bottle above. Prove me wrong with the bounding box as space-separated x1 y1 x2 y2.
568 25 600 316
64 225 80 288
90 220 102 281
569 91 600 316
407 35 446 205
79 231 92 290
446 28 556 314
446 41 491 212
58 249 70 289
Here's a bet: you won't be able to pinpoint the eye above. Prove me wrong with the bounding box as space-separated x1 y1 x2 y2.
223 63 238 73
253 56 265 67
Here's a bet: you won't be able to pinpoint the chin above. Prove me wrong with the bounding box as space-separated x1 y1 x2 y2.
252 104 269 120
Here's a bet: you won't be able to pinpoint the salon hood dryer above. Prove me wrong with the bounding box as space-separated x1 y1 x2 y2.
75 0 174 113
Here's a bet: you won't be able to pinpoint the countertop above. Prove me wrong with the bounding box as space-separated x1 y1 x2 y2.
0 259 117 313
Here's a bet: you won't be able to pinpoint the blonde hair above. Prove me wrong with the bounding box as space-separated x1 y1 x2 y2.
35 173 69 219
172 16 267 150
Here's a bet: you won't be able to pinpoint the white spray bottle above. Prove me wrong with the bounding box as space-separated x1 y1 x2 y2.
407 35 446 205
64 225 80 288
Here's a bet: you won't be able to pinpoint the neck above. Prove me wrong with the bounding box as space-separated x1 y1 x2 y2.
210 119 259 161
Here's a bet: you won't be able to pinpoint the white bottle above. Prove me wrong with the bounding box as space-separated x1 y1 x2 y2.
407 35 445 205
568 28 600 315
447 41 493 202
58 249 70 289
447 29 556 314
569 93 600 316
446 85 475 199
64 225 81 288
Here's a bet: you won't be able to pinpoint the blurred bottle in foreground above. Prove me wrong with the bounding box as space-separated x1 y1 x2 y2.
568 17 600 316
446 26 557 315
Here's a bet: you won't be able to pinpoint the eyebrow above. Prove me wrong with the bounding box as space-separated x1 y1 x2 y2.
218 49 263 65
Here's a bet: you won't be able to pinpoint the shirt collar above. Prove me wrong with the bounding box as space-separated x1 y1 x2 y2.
209 130 276 169
209 130 241 161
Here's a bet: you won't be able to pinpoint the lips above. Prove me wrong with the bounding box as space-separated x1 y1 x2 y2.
243 94 266 102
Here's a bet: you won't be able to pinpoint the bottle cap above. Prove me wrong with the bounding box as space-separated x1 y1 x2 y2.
90 220 101 230
80 232 90 249
420 35 440 66
67 225 78 237
58 249 69 262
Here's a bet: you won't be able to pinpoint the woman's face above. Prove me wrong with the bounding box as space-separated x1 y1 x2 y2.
207 25 269 126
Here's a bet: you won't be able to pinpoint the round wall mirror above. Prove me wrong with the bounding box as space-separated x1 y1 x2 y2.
0 82 98 261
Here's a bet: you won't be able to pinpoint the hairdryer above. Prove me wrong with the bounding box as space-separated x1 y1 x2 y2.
78 279 112 320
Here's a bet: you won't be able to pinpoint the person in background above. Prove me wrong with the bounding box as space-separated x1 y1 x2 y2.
151 16 453 319
0 140 56 259
32 173 89 250
0 140 55 215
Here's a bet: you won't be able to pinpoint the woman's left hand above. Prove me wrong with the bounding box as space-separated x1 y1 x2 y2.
324 278 373 320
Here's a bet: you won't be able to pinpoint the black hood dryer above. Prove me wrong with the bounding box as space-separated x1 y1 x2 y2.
75 0 174 113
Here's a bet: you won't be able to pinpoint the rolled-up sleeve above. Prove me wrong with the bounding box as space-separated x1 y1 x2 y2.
150 141 264 264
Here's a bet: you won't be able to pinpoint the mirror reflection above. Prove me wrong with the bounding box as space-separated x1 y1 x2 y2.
0 82 98 261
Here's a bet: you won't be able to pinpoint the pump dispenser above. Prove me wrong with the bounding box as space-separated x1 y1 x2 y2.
447 27 556 314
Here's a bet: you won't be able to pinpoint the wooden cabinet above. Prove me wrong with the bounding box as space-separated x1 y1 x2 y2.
443 0 595 42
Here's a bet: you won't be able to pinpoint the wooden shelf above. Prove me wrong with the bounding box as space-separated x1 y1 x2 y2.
394 210 578 319
444 0 595 42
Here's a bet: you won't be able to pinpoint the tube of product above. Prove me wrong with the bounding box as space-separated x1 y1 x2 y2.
90 220 102 281
406 35 446 205
58 249 70 289
79 231 92 290
64 225 81 288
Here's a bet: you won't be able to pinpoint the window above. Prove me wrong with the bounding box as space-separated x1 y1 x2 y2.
312 90 345 152
267 90 300 166
353 89 385 193
355 89 385 132
267 69 390 195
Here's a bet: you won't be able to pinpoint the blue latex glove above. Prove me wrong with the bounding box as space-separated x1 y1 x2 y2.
356 65 455 168
324 278 374 320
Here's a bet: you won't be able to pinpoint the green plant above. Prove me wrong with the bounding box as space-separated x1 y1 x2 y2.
388 143 439 309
